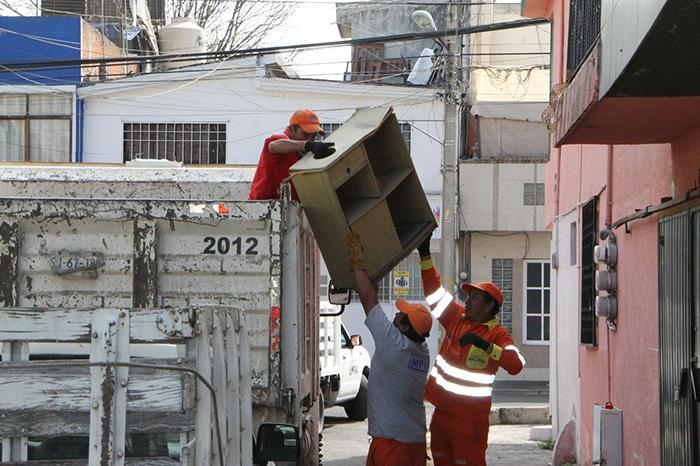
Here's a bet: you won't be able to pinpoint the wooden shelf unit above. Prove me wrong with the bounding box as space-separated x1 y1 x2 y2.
290 107 437 289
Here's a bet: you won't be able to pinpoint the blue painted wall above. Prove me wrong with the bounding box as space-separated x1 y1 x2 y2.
0 16 82 85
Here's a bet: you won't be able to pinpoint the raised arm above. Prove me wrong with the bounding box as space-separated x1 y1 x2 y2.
346 232 378 314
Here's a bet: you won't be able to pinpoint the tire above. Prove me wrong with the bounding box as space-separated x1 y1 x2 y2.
318 390 325 434
344 374 368 421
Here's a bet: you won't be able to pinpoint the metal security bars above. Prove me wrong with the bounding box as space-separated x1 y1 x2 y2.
123 122 226 164
567 0 601 76
581 196 597 345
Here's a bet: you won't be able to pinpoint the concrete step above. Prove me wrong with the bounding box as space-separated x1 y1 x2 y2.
489 406 550 425
529 425 552 441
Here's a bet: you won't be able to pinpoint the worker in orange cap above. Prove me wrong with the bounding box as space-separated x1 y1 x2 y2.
249 109 335 201
346 232 431 466
416 235 525 466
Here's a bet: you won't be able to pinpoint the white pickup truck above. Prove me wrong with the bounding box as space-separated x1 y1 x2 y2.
319 304 371 427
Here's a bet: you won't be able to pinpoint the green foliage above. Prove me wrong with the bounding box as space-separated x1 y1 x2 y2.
538 438 555 450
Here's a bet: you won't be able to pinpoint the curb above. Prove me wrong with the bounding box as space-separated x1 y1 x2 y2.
489 406 550 425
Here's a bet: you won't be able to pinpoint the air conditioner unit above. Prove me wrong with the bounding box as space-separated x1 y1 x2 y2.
592 404 622 466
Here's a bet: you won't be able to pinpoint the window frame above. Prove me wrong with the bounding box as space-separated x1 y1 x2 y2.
321 121 412 153
491 258 514 332
0 93 73 162
522 259 551 345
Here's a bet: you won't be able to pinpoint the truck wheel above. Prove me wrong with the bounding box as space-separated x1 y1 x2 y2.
318 390 325 434
344 374 368 421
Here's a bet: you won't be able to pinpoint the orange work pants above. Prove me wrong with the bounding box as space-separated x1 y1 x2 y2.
429 408 489 466
366 437 427 466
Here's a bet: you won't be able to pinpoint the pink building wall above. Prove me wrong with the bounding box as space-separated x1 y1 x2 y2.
530 0 700 464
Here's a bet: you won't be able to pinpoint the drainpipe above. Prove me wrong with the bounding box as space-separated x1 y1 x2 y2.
75 96 84 163
605 144 614 403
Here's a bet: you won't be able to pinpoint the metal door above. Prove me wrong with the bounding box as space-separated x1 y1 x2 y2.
658 210 697 466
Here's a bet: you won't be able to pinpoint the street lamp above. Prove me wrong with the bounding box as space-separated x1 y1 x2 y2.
412 8 459 293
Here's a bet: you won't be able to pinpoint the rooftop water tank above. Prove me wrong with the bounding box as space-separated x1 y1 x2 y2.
157 17 206 70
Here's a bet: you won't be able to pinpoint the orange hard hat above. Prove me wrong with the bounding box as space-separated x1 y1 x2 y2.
396 298 432 336
289 109 323 134
460 281 503 305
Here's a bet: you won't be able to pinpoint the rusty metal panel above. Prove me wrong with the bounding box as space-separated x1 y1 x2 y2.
0 218 19 307
133 220 158 308
658 210 694 466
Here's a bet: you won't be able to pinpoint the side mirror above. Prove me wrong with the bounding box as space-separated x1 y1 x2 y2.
253 423 299 464
323 280 351 317
351 335 363 347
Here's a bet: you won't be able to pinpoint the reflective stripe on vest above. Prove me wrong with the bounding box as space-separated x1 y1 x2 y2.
426 286 447 306
430 367 493 398
431 292 453 319
505 344 526 366
435 355 495 385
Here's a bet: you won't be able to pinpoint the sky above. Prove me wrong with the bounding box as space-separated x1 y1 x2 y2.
262 0 351 80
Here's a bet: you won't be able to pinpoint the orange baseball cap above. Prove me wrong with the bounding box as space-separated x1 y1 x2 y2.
460 282 503 305
289 109 323 134
396 298 432 336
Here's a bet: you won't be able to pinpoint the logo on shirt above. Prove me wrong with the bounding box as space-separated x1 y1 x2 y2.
408 354 429 372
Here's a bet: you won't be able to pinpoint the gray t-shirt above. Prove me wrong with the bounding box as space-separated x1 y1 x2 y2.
365 304 430 444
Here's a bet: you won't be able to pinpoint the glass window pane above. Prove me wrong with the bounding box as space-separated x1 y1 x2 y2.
544 290 550 314
543 316 550 341
527 262 541 287
30 120 70 162
0 94 27 116
544 263 550 287
0 120 25 160
527 290 542 314
29 94 72 116
527 316 542 341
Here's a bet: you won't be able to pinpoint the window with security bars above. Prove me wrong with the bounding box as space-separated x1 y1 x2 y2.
0 93 72 162
321 122 412 153
581 196 597 345
492 259 513 331
524 261 551 343
524 183 545 206
123 122 226 164
567 0 602 76
375 252 439 303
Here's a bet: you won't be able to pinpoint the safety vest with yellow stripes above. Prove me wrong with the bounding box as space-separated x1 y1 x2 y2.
420 258 526 414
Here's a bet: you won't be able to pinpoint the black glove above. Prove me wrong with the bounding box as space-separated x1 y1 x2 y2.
459 333 490 351
417 233 432 258
304 141 336 159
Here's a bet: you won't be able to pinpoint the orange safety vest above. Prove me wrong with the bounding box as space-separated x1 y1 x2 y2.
420 259 526 416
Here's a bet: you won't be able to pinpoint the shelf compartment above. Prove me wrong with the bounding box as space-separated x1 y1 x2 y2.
349 199 403 284
336 164 381 223
386 172 437 249
376 167 412 196
363 113 413 181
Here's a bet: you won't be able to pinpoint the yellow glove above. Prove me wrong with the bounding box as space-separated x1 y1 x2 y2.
346 231 367 271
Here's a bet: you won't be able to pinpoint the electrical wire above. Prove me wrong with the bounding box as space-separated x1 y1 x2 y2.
0 17 549 72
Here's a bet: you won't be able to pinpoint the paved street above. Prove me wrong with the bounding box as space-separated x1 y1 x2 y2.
320 406 552 466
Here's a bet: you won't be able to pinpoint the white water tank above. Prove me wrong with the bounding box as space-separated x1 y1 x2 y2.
157 17 206 70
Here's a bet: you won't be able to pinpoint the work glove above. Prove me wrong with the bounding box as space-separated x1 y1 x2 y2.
417 233 432 258
459 333 490 351
346 231 367 271
304 141 336 159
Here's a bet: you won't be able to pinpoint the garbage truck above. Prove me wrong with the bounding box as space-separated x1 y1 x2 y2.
0 165 325 465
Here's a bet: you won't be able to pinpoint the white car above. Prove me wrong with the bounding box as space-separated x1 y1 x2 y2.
319 312 371 426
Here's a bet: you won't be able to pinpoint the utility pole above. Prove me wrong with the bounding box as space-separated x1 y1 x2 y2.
440 0 462 292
